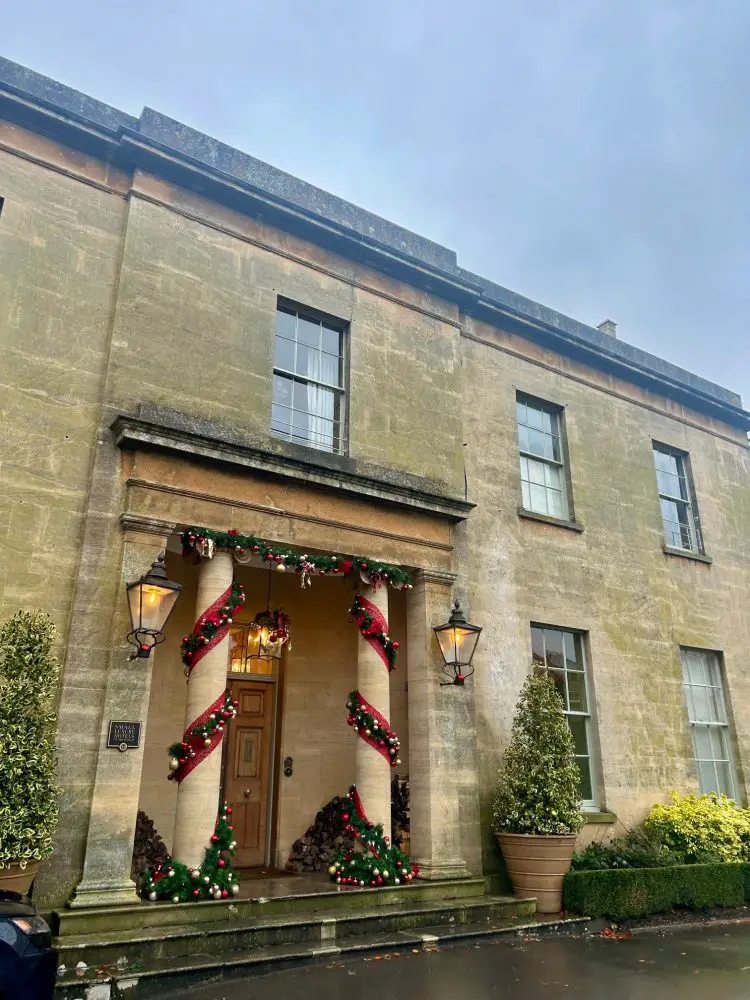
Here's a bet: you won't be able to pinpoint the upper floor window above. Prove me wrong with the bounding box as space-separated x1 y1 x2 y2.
271 301 347 454
652 443 702 553
680 648 737 798
531 624 597 808
517 396 570 519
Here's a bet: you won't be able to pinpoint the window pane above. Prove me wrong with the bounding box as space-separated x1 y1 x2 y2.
296 343 317 378
684 649 705 685
690 684 712 723
710 726 729 761
521 480 531 510
547 489 564 518
692 724 712 760
516 401 527 426
273 373 293 406
576 756 594 802
321 324 341 356
716 760 734 797
544 629 565 670
275 307 296 339
527 428 549 458
567 670 588 712
297 315 320 347
274 335 295 371
527 458 547 486
518 424 529 453
564 633 582 671
526 405 545 430
531 627 545 665
547 668 567 708
529 483 548 513
544 464 562 490
698 760 719 795
567 715 589 757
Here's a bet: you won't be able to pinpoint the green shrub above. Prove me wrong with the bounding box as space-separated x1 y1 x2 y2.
493 671 583 836
564 863 749 920
0 611 60 868
570 825 720 872
644 792 750 863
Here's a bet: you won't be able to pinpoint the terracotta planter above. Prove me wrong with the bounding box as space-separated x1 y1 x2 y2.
497 832 576 914
0 861 40 896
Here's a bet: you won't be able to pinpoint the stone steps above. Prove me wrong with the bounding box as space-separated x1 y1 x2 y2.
56 894 535 969
55 911 589 998
54 876 488 937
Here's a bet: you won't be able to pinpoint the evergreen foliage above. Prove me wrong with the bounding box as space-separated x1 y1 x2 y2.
493 670 583 836
0 610 60 867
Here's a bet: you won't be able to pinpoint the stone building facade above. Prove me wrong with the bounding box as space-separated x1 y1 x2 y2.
1 57 749 913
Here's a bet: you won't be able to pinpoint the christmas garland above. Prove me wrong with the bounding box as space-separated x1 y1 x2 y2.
349 594 399 670
182 528 412 589
328 787 419 887
180 580 246 670
141 804 239 902
346 691 402 766
168 690 239 782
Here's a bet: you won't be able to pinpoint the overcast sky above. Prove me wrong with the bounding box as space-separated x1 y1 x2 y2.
4 1 749 408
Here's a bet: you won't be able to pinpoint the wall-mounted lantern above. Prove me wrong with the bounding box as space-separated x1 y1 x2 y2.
126 552 182 659
434 600 483 686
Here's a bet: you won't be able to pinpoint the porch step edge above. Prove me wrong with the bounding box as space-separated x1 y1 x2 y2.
54 915 590 997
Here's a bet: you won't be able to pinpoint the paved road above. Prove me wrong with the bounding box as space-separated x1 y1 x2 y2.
178 924 750 999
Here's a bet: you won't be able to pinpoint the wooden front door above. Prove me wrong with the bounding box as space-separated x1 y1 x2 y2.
225 680 275 867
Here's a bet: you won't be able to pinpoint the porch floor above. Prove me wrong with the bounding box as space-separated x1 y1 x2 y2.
234 870 330 900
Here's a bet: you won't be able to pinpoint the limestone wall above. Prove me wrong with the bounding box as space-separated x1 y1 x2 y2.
461 317 750 870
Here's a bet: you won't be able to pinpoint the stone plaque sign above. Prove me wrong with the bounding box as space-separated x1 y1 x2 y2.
107 721 142 752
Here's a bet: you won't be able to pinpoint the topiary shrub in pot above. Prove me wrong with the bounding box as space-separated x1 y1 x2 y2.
492 670 583 913
0 611 60 893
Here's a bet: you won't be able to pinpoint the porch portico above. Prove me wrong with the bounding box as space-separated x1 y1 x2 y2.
68 433 480 910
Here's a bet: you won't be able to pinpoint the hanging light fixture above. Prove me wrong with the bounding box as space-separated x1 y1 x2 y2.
247 565 291 665
434 600 483 686
126 552 183 660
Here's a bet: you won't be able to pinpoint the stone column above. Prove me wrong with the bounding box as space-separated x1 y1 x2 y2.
407 570 470 879
355 583 391 834
172 551 233 869
72 526 173 908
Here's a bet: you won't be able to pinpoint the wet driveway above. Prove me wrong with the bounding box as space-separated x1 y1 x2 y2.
178 923 750 999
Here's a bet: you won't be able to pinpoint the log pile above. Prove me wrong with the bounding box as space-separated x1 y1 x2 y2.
287 796 356 872
130 810 169 883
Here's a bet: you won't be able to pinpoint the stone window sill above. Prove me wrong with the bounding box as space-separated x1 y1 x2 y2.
581 810 617 825
663 545 712 566
517 507 584 533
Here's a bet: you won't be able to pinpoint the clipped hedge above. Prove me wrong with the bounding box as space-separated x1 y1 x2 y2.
564 862 750 920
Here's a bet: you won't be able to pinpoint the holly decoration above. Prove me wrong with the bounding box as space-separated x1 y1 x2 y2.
346 691 401 766
141 804 240 902
182 528 412 590
349 595 399 670
181 580 246 669
168 690 239 781
328 787 419 887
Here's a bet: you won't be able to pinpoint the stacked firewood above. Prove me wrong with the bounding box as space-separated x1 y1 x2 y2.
130 810 168 882
287 796 356 872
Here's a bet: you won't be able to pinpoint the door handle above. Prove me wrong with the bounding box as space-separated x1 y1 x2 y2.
243 788 251 797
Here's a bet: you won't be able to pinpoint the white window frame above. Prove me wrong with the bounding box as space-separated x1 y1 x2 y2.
517 396 570 520
680 647 738 799
271 301 348 455
531 624 598 810
652 443 703 553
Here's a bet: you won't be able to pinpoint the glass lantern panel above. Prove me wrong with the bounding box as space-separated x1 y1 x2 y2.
128 583 179 632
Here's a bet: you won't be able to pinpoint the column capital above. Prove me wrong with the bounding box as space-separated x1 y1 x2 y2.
414 568 457 588
119 513 178 537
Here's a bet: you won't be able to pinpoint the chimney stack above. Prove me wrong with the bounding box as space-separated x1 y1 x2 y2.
597 319 617 338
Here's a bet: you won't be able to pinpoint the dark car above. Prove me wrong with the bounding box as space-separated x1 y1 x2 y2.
0 891 57 1000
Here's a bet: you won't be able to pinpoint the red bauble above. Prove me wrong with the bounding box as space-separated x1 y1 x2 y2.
456 673 465 682
193 889 200 897
342 813 350 822
211 836 219 844
392 641 400 651
227 806 233 814
218 859 225 868
222 890 229 898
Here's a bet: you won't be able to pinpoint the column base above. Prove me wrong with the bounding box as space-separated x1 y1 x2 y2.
413 858 471 881
69 879 141 909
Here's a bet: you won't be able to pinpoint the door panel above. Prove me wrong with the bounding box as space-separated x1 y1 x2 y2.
225 681 275 867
